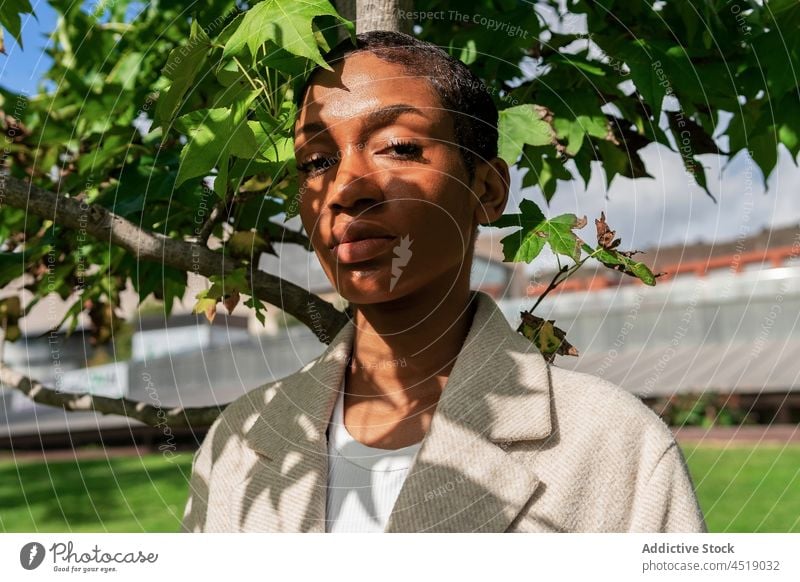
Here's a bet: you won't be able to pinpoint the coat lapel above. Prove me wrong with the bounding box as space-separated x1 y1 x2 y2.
237 290 554 532
384 291 553 532
234 321 353 532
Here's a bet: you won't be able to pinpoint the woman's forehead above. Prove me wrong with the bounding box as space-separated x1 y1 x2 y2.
297 53 445 125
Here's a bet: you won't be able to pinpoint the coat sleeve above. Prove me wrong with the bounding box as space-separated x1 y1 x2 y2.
629 441 708 532
180 415 222 533
180 441 210 532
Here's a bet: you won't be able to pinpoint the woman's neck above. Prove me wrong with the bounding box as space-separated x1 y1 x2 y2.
346 284 477 413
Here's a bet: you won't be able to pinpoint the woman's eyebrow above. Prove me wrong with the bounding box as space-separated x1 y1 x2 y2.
296 120 328 138
356 104 427 142
296 104 428 142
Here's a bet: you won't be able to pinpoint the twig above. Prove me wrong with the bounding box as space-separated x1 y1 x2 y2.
197 198 227 244
516 246 604 332
516 264 569 333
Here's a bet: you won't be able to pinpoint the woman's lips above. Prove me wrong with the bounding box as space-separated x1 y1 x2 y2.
332 236 397 264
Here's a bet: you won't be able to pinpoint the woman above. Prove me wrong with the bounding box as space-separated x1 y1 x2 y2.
181 31 706 533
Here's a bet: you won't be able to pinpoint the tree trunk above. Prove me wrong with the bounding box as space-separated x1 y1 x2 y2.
354 0 411 34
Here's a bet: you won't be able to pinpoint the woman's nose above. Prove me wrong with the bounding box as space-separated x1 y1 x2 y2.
326 146 384 212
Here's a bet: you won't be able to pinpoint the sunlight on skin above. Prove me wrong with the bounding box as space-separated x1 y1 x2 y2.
292 51 509 448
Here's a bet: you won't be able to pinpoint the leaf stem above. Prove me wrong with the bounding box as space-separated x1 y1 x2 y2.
234 56 273 111
516 244 604 332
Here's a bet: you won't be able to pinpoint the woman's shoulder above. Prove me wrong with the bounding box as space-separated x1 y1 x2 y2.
214 381 280 430
545 362 676 447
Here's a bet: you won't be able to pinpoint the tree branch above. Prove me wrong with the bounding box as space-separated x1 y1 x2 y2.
2 176 348 342
0 362 224 428
0 176 351 427
196 198 227 245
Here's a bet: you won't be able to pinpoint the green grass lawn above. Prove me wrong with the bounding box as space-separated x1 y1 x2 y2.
682 443 800 533
0 444 797 532
0 452 194 532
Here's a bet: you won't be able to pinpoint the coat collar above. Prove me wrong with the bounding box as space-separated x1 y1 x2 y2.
237 290 553 532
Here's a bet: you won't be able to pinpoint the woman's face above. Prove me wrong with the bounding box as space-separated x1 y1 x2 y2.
294 52 492 305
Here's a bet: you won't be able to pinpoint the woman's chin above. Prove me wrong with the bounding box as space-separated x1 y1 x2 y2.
332 276 410 305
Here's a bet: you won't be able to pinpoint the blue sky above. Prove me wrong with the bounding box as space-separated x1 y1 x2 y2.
3 1 799 274
0 1 57 95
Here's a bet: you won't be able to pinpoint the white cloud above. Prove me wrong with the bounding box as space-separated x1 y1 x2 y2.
504 144 800 274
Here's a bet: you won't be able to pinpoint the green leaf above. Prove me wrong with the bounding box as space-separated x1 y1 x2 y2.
198 284 224 301
44 298 83 339
487 200 584 263
214 58 244 87
0 251 25 286
210 268 250 293
154 20 212 129
497 105 555 165
244 295 268 325
554 118 586 158
596 139 652 188
106 51 142 92
233 194 285 231
227 230 271 258
550 52 606 76
667 113 723 156
535 87 608 159
174 108 235 197
125 259 187 313
616 39 668 121
0 296 22 322
223 0 353 68
776 92 800 159
571 140 595 187
544 214 585 261
503 225 547 264
521 149 573 202
77 133 132 177
749 131 779 189
0 0 33 50
456 39 477 65
488 200 546 263
248 120 294 162
281 182 301 220
683 156 713 199
584 243 657 286
519 315 577 361
553 115 608 158
230 119 260 158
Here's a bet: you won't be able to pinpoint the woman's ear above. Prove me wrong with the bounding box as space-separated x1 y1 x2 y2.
472 157 510 226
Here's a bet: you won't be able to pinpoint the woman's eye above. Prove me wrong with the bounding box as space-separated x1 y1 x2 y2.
386 140 423 159
297 155 336 176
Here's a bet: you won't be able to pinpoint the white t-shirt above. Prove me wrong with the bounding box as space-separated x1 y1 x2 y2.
325 379 423 532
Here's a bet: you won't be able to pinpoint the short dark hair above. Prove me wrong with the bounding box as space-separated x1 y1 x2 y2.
294 30 499 183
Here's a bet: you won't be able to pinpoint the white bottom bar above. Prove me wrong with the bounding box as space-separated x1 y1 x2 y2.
1 533 798 581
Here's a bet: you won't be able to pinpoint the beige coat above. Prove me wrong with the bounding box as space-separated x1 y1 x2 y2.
181 290 707 533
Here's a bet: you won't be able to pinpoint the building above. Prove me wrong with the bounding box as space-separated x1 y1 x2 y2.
529 224 800 424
